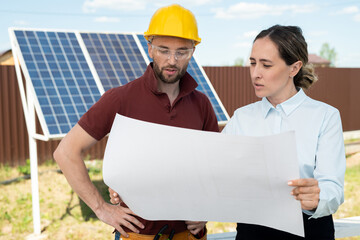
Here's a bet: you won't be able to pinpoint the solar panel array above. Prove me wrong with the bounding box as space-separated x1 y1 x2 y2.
11 28 229 138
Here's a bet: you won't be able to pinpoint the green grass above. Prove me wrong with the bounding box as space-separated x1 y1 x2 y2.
344 138 360 144
0 160 113 239
17 159 31 175
0 158 359 239
334 164 360 219
333 163 360 240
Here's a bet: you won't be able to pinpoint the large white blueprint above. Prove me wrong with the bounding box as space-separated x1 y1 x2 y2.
103 114 304 237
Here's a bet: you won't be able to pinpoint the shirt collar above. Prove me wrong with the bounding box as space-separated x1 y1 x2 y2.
144 63 198 97
261 88 307 118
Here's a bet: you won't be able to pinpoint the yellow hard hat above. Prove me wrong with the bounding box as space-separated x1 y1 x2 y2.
144 4 201 45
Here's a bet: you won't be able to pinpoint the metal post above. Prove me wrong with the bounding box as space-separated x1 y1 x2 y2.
27 79 41 235
10 28 43 236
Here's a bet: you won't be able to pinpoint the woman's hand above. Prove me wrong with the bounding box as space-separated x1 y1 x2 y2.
109 187 122 205
288 178 320 211
185 221 207 235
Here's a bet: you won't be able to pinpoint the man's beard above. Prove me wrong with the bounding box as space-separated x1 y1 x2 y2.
153 62 187 84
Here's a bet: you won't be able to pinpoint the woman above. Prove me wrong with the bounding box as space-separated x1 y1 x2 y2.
223 25 345 239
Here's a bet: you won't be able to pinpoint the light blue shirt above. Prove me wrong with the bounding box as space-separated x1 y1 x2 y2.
223 88 345 218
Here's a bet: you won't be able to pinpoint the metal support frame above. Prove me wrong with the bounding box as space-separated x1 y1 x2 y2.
27 80 41 235
10 29 42 236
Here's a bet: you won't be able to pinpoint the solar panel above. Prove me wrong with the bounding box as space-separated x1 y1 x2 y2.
137 34 151 61
186 58 228 122
12 29 101 136
81 33 147 91
10 28 229 138
136 34 228 122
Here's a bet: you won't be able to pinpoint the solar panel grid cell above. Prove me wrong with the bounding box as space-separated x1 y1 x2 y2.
81 33 148 91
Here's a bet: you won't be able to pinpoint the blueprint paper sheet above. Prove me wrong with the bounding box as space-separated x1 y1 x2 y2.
103 114 304 237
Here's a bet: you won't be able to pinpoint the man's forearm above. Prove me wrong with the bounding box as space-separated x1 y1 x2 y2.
55 151 104 213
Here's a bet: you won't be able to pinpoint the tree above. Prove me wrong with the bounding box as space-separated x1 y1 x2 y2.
319 43 337 67
234 57 244 66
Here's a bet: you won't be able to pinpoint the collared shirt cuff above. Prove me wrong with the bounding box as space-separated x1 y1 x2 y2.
305 199 327 219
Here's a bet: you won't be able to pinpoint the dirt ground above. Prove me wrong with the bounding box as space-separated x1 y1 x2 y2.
347 152 360 168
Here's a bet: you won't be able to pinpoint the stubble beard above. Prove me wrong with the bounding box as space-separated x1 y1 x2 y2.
153 61 188 84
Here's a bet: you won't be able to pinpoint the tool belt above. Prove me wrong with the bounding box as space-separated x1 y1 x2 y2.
120 230 206 240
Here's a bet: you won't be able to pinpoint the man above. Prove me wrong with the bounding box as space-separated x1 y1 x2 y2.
53 4 219 240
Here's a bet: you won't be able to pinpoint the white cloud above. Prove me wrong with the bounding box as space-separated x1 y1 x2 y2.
243 30 258 39
337 6 359 14
83 0 218 13
13 20 29 26
83 0 146 13
337 52 360 67
308 31 327 37
354 13 360 22
234 41 252 48
190 0 219 5
235 31 258 43
156 0 220 6
334 5 360 23
213 2 316 19
94 16 120 22
292 5 315 14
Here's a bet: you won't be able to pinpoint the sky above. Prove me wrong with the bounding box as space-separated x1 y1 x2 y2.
1 0 360 67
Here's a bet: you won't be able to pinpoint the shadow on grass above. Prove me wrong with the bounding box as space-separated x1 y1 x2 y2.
79 180 110 221
41 179 110 233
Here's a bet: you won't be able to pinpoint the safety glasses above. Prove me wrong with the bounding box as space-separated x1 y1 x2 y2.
151 44 194 61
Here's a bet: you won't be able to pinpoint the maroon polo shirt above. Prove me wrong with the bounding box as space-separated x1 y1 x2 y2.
78 63 219 235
